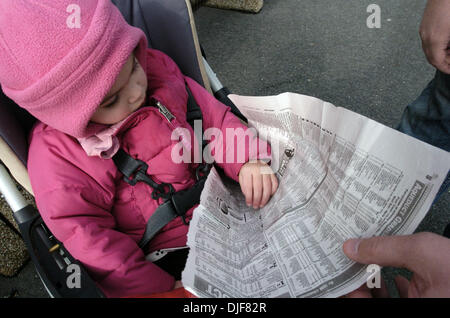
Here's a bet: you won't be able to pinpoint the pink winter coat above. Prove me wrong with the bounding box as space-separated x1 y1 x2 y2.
27 48 270 297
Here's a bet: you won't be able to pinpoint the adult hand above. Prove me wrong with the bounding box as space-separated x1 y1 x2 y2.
419 0 450 74
342 232 450 297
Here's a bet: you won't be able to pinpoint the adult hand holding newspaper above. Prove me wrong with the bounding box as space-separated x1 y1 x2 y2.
181 92 450 298
342 233 450 298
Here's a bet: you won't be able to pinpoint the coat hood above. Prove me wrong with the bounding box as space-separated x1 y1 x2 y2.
0 0 148 138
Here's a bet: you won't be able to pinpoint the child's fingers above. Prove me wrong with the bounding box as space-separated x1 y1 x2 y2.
271 174 278 195
260 174 272 208
252 173 263 209
239 172 253 206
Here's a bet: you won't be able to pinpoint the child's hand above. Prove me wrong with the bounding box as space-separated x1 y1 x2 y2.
238 160 278 209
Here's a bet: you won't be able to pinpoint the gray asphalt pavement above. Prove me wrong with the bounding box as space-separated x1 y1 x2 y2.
1 0 448 298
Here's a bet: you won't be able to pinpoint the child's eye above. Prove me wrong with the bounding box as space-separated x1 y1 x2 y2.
103 95 118 108
132 58 139 72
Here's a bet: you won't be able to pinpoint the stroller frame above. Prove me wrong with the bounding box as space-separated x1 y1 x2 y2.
0 0 246 298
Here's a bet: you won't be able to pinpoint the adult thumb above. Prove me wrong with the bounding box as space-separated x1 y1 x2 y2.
342 234 433 273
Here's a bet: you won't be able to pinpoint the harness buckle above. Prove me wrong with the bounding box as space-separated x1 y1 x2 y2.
122 159 148 186
151 182 175 200
170 190 190 225
120 157 175 201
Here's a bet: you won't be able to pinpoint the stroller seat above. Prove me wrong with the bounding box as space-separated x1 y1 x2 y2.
0 0 241 298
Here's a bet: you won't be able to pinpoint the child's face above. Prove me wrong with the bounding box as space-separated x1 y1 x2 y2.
90 53 148 125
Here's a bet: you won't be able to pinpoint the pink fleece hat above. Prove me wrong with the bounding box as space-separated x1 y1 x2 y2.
0 0 148 138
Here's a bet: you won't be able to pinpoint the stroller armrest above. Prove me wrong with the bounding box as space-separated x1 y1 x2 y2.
14 204 105 298
0 163 104 298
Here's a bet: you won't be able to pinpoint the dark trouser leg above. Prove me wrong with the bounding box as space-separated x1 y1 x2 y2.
397 70 450 202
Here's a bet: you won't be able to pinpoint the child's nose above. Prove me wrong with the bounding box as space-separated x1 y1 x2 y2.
128 94 141 104
128 88 143 104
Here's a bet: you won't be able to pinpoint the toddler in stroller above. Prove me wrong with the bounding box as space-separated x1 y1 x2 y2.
0 0 278 297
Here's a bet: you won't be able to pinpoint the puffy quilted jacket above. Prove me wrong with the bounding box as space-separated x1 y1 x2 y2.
27 48 270 297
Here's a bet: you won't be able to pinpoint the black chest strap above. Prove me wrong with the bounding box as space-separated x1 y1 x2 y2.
112 83 210 250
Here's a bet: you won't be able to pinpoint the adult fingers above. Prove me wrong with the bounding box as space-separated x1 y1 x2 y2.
427 46 450 74
371 277 390 298
394 275 410 298
422 39 450 74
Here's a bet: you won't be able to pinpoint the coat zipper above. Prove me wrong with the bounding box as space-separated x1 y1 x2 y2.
155 100 175 123
113 99 177 137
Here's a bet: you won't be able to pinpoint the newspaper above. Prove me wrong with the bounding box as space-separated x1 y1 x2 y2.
181 92 450 298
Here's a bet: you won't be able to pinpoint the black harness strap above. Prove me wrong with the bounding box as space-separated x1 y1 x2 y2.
112 83 209 250
113 150 175 201
186 85 203 127
136 176 207 249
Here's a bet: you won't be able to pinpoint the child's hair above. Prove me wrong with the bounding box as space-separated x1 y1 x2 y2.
0 0 148 138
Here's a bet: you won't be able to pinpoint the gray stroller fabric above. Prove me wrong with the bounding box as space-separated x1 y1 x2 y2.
112 0 206 87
